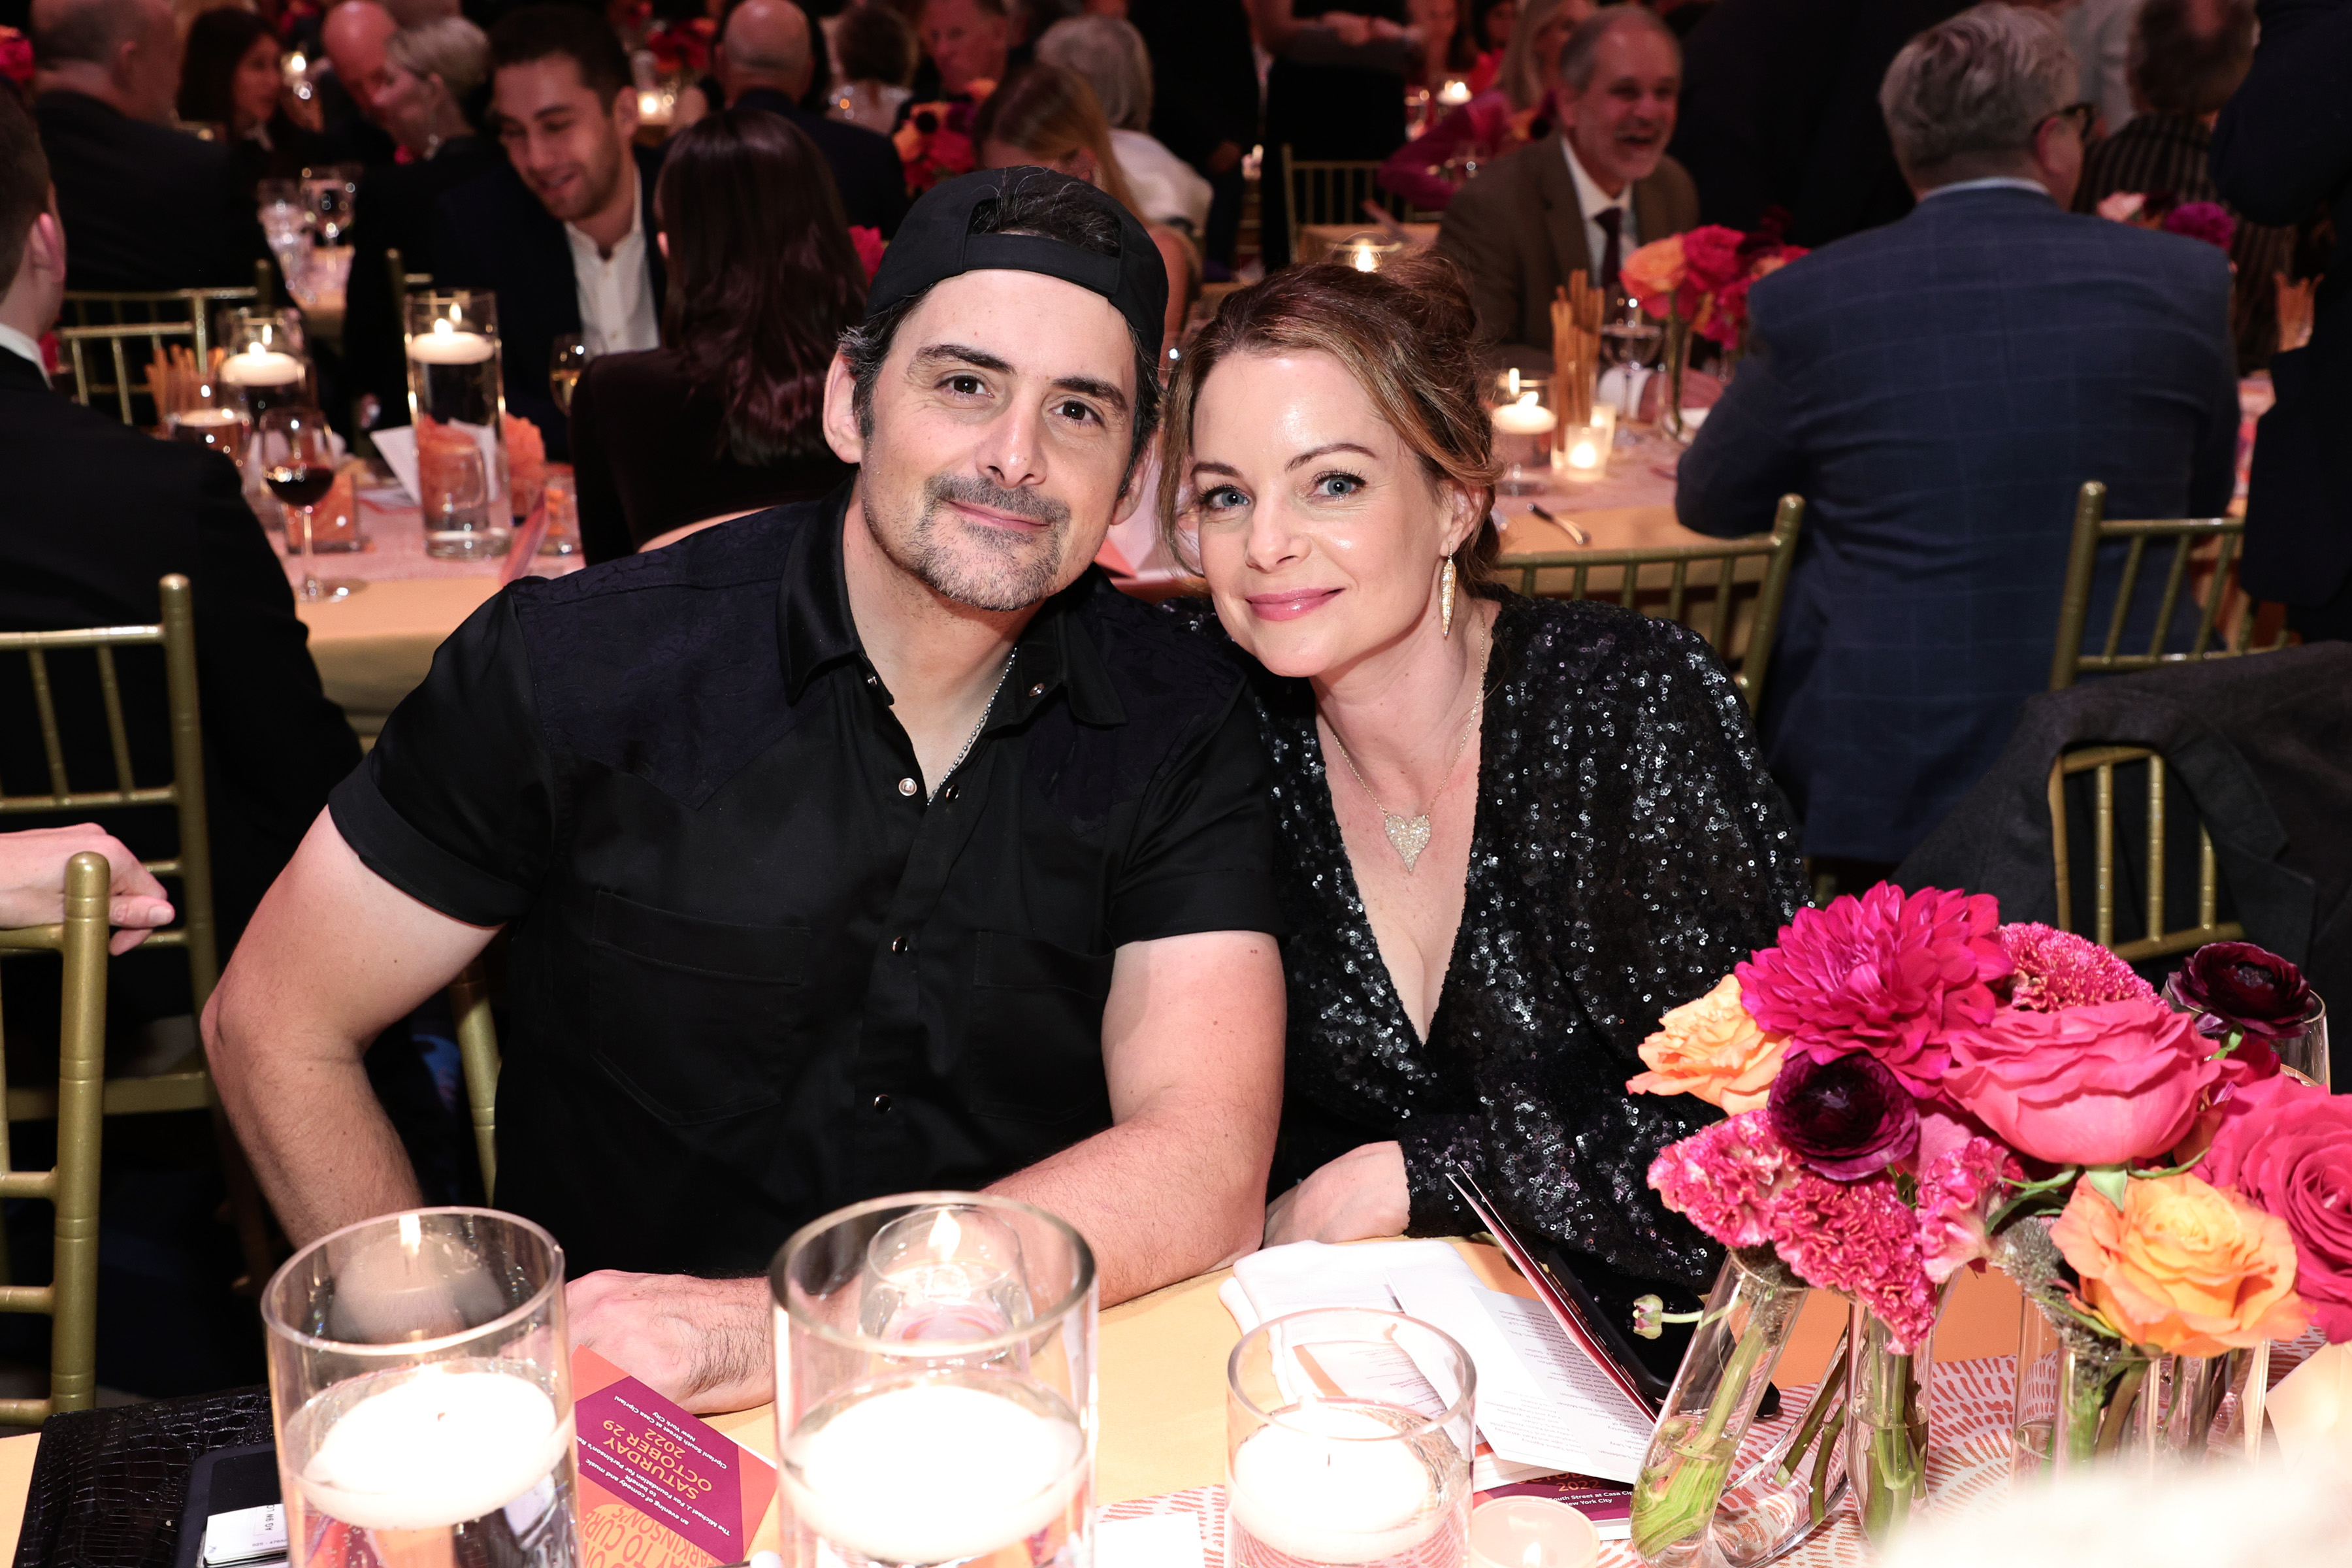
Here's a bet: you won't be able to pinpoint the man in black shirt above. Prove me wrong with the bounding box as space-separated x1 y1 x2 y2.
204 167 1286 1411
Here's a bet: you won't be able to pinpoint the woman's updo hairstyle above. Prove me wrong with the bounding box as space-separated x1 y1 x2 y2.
1158 250 1502 583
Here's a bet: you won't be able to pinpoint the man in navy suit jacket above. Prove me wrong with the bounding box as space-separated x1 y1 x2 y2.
717 0 909 238
428 7 666 460
1678 2 2237 870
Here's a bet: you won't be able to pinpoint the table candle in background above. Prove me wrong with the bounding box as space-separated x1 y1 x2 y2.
1560 406 1615 483
221 344 304 387
782 1378 1086 1564
406 317 497 365
1492 382 1558 496
1467 1498 1599 1568
1227 1400 1443 1565
1439 76 1472 105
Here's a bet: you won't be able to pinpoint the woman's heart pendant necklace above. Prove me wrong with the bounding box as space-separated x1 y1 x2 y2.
1325 622 1494 874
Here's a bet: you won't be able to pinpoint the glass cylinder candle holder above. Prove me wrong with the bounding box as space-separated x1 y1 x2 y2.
261 1208 578 1568
1227 1307 1476 1568
406 291 511 556
1489 371 1556 497
1469 1499 1597 1568
219 307 314 425
1333 233 1403 274
1558 406 1616 482
772 1192 1096 1568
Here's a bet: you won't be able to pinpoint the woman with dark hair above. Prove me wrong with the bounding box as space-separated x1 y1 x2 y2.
177 7 320 193
1157 252 1805 1362
572 107 864 563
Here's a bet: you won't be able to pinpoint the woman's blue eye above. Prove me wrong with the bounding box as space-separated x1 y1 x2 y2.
1315 472 1364 497
1203 486 1247 511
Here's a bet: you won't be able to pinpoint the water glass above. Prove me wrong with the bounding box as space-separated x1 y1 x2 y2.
772 1192 1096 1568
1227 1307 1476 1568
304 172 355 246
262 1209 580 1568
540 466 579 556
1488 371 1557 496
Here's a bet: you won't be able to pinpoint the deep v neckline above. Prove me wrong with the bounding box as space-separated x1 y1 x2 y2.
1307 611 1508 1050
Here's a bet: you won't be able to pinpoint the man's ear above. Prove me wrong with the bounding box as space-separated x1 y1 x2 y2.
612 83 642 139
821 352 866 465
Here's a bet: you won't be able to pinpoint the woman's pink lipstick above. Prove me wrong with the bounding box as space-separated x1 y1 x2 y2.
1248 587 1342 621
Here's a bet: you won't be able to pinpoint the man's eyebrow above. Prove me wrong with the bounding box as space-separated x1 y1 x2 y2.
908 344 1131 417
1284 442 1379 470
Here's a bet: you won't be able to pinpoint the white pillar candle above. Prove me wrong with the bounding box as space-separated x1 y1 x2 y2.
299 1367 572 1531
1491 397 1558 436
784 1380 1085 1565
221 346 304 386
408 319 497 364
1467 1497 1599 1568
1228 1401 1441 1565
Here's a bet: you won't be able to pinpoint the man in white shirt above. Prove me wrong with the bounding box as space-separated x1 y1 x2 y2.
429 5 664 455
1437 5 1699 370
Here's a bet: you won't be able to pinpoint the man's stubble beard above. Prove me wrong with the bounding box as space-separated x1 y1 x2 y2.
875 472 1077 613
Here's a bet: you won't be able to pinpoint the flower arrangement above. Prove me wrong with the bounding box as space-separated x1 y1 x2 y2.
2093 190 2239 253
642 15 715 78
1622 883 2339 1561
892 101 977 195
0 26 31 87
1620 212 1809 351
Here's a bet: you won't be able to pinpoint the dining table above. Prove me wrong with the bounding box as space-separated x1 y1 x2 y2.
0 1239 2027 1567
290 439 1708 742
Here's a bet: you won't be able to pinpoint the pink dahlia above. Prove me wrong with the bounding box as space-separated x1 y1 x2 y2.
1999 923 2155 1011
1648 1113 1792 1249
1767 1166 1942 1352
1738 883 2010 1096
1914 1135 2022 1284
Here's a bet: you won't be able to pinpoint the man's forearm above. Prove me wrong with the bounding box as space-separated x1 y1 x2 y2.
206 1025 424 1247
988 1102 1270 1306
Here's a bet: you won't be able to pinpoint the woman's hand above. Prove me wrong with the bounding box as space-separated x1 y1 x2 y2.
1263 1141 1411 1247
0 825 176 954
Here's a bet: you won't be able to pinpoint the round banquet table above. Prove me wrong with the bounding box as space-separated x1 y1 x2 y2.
293 451 1711 742
0 1239 2024 1564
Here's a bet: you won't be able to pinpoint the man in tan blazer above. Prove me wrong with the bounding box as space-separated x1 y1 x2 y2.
1438 5 1698 369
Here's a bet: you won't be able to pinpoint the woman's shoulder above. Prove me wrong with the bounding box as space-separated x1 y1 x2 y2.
1494 593 1736 702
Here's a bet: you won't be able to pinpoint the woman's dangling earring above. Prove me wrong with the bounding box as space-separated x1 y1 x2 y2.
1440 557 1458 638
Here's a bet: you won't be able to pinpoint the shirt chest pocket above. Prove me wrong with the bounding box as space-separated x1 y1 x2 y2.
587 890 808 1126
962 931 1118 1128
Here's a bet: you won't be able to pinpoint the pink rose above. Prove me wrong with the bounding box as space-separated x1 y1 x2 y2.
2204 1077 2352 1342
1679 224 1746 293
1942 997 2220 1166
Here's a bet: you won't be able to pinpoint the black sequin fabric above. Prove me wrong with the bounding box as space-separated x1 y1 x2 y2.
1174 590 1809 1293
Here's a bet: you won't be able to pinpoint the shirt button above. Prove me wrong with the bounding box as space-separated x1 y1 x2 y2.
871 1093 892 1113
889 935 909 953
896 777 917 796
1028 682 1047 698
939 784 958 803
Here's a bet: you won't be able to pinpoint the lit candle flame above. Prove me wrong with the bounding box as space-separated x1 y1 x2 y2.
399 1211 422 1255
927 1208 962 1256
1522 1541 1547 1568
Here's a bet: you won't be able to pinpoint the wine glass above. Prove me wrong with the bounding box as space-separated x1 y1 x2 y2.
258 406 363 602
549 335 591 416
1598 295 1664 420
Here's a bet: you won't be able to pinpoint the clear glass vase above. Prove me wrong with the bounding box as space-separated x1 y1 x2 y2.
2010 1295 2152 1482
2125 1344 2270 1464
1659 312 1695 443
1630 1250 1811 1568
1844 1286 1950 1544
1707 1327 1850 1568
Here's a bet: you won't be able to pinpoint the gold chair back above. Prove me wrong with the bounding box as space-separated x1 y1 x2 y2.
57 267 269 426
0 851 112 1422
2048 480 2292 691
385 247 434 308
448 960 501 1203
0 575 218 1115
1503 495 1805 712
1279 147 1414 261
2047 744 2243 962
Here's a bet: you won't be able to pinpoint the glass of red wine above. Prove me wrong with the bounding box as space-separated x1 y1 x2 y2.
257 406 364 602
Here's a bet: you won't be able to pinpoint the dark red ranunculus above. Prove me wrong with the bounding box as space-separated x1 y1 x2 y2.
1765 1049 1919 1180
2167 941 2315 1041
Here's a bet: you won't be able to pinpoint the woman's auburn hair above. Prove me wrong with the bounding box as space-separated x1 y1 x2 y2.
656 106 870 465
1156 251 1503 583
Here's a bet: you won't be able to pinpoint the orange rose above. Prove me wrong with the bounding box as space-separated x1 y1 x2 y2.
2050 1171 2309 1356
1626 975 1788 1113
1618 235 1686 319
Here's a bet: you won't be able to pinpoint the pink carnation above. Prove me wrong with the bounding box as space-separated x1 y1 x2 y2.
1999 923 2155 1011
1915 1135 2022 1284
1738 883 2010 1097
1647 1112 1791 1249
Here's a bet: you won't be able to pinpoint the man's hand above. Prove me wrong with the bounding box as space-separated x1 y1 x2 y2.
1262 1140 1410 1248
0 824 176 953
566 1271 775 1413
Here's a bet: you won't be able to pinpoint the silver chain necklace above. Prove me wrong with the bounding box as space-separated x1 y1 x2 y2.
931 653 1016 802
1322 623 1494 872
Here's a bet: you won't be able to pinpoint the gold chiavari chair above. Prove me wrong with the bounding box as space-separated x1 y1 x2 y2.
1279 146 1418 262
2047 744 2242 962
2047 480 2293 691
0 851 112 1423
56 261 272 426
1503 495 1805 713
0 576 277 1287
384 246 434 308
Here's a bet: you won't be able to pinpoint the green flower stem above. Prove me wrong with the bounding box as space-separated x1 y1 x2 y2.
2094 1362 2148 1458
1854 1348 1927 1543
1630 1307 1776 1558
1774 1333 1848 1486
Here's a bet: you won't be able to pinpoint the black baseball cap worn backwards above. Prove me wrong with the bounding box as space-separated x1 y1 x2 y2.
865 166 1168 356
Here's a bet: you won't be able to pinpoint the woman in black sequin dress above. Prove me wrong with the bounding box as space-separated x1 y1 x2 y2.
1157 255 1808 1317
